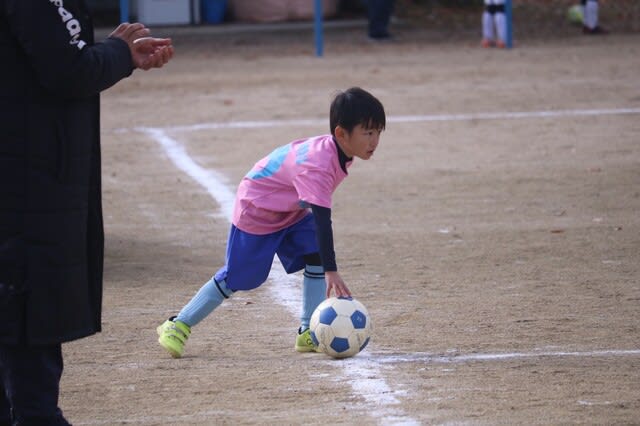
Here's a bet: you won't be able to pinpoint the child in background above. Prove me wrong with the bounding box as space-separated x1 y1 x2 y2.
581 0 608 35
156 87 386 358
481 0 507 48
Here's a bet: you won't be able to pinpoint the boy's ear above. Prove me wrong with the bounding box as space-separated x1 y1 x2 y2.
334 125 346 140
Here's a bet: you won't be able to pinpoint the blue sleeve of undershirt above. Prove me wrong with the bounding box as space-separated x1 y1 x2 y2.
310 203 337 272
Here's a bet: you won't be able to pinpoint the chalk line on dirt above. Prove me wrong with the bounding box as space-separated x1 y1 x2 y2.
369 349 640 364
137 107 640 134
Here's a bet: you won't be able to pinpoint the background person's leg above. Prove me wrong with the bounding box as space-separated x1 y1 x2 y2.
367 0 394 39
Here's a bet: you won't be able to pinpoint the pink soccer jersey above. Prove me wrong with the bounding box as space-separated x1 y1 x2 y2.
232 135 351 235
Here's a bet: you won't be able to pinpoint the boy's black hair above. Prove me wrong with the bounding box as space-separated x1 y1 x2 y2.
329 87 386 137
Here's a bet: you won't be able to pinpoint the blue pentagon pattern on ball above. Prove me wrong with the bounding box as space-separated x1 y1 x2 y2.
309 297 372 358
318 306 338 325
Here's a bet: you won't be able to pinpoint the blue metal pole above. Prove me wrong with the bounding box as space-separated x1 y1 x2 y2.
314 0 323 57
119 0 129 23
505 0 513 48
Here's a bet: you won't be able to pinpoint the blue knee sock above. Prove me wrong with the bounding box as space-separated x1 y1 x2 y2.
176 277 233 327
301 265 326 330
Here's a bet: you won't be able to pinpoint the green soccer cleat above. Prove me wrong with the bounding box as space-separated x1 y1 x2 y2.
157 317 191 358
295 327 319 353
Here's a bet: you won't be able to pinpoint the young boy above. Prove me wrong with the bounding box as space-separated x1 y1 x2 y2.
157 87 386 358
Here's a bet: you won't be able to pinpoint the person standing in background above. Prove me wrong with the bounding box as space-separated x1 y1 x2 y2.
0 0 173 424
366 0 395 41
481 0 507 48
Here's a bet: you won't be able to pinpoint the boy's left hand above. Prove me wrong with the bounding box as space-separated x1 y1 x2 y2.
325 271 352 298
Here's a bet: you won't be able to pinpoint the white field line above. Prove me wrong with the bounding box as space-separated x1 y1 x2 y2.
142 107 640 133
140 127 418 425
368 349 640 364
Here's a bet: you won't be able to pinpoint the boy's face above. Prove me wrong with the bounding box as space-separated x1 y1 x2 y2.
335 124 382 160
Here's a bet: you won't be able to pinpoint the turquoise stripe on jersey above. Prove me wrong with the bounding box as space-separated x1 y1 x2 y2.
296 140 310 164
247 144 290 180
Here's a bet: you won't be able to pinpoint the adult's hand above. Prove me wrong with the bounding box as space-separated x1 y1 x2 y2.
109 22 149 48
109 23 174 70
132 37 174 70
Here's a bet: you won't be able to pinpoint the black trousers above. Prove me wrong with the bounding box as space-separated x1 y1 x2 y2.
367 0 395 38
0 343 70 426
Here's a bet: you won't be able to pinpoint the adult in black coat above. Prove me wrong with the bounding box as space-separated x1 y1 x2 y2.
0 1 173 424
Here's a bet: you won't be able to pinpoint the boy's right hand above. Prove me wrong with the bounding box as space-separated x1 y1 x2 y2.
325 271 352 298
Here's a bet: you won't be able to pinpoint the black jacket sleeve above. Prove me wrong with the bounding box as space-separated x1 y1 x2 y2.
310 203 337 272
4 0 134 98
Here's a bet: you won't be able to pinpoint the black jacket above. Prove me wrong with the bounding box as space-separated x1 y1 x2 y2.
0 0 134 344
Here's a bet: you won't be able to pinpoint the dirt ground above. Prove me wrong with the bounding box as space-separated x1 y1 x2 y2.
59 21 640 425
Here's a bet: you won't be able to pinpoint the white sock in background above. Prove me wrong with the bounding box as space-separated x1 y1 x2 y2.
482 11 495 41
584 0 599 29
494 12 507 42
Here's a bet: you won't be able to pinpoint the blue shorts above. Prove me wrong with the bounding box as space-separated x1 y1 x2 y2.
214 213 318 291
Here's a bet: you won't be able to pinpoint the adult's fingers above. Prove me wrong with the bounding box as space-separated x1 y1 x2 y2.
109 22 129 38
137 46 174 70
120 22 147 40
133 37 172 51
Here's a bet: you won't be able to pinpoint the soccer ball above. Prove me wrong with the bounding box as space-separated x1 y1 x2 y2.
567 5 584 25
310 297 372 359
